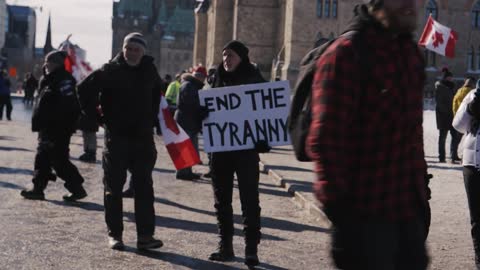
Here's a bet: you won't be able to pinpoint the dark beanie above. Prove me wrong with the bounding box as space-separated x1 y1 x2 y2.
45 50 67 66
363 0 384 9
223 40 249 62
123 32 147 50
442 68 453 79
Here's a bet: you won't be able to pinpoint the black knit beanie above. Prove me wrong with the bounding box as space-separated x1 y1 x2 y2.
442 68 453 79
363 0 384 10
223 40 249 62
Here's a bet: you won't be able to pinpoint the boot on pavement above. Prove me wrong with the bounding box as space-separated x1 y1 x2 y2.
244 242 259 268
209 237 235 261
137 235 163 250
63 186 88 202
108 235 125 250
20 188 45 200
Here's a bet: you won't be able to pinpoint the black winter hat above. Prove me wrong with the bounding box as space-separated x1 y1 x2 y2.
223 40 249 62
45 50 67 66
363 0 384 9
442 67 453 79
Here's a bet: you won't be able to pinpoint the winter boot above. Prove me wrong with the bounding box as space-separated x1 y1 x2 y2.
108 235 125 250
20 188 45 200
137 235 164 250
63 186 88 202
209 237 235 261
244 241 259 268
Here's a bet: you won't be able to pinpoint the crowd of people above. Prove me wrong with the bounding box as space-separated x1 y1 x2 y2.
9 0 480 269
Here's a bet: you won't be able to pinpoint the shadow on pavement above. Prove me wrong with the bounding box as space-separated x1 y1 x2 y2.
427 164 463 171
0 166 33 175
264 165 312 173
280 178 313 193
153 167 176 174
0 136 16 141
0 146 32 152
69 156 102 165
0 180 24 190
124 211 284 241
48 199 104 212
154 197 329 234
126 249 244 270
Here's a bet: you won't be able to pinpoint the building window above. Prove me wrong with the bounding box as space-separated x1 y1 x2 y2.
426 0 438 20
332 0 337 18
325 0 330 18
316 0 323 18
468 47 475 71
473 1 480 28
477 46 480 70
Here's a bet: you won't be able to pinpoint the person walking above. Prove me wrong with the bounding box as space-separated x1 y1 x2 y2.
174 65 208 180
0 71 12 120
436 68 461 163
23 72 38 105
20 50 87 202
306 1 430 269
207 40 270 268
165 72 182 115
453 77 476 116
453 80 480 269
77 32 164 251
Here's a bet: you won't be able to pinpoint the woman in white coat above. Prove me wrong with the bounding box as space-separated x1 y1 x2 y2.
453 80 480 269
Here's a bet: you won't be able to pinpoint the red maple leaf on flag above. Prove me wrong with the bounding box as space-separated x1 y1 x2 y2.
432 31 444 48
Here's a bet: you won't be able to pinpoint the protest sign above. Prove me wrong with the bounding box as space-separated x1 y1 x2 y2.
199 80 291 152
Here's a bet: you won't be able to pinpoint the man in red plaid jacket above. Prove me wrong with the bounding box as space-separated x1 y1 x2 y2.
306 0 430 269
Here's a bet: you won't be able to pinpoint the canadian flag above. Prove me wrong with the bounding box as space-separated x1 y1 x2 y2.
158 96 201 170
58 35 93 82
418 15 458 58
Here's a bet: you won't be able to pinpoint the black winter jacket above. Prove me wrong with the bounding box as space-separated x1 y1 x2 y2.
435 79 456 130
77 53 163 137
174 74 205 134
32 68 80 134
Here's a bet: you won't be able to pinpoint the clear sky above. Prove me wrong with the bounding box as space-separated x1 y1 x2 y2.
6 0 113 68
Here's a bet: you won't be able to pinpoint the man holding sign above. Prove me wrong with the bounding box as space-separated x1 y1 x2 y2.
201 40 272 268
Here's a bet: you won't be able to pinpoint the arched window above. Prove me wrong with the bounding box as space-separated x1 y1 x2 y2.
426 0 438 20
473 1 480 28
468 47 475 71
332 0 338 18
317 0 323 18
325 0 330 18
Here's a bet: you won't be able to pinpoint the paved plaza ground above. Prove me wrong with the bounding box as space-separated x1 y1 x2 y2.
0 98 476 269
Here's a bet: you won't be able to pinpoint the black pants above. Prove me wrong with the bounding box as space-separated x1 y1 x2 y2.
102 133 157 237
211 150 261 243
330 216 429 270
463 166 480 269
32 131 84 192
0 95 12 120
438 127 461 160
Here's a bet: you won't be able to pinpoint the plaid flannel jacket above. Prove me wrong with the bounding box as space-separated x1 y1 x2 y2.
306 27 428 221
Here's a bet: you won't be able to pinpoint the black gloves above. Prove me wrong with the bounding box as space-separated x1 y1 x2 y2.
425 173 433 200
199 106 209 120
254 140 271 153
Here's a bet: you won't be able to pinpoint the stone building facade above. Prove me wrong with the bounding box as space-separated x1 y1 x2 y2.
112 0 194 78
194 0 480 94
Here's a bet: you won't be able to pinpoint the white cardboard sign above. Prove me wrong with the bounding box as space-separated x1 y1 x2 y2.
199 80 291 153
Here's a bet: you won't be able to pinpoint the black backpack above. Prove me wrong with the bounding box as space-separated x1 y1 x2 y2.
288 31 364 161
